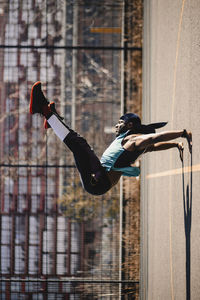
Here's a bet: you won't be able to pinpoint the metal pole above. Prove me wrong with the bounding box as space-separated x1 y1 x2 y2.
119 1 125 299
0 277 139 284
140 1 150 298
71 1 78 130
0 44 142 51
59 0 67 198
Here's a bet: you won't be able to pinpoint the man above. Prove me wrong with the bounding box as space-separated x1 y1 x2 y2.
30 81 192 196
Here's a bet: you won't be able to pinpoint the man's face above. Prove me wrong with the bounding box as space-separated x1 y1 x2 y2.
115 119 127 136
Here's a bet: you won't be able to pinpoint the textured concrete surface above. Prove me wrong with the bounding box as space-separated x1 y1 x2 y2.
141 0 200 299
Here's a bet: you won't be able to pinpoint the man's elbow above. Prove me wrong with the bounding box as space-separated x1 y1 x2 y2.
136 137 153 149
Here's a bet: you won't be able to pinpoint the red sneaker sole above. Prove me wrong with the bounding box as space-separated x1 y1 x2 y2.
44 119 50 129
29 81 41 114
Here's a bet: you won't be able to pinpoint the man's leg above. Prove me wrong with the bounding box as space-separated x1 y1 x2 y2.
29 82 111 195
48 118 111 194
46 114 111 194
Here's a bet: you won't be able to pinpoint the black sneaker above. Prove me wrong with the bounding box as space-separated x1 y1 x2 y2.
29 81 49 114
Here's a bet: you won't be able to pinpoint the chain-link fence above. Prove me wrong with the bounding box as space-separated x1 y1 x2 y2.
0 0 142 299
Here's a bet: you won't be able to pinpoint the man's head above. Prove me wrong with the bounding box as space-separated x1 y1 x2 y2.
115 113 141 136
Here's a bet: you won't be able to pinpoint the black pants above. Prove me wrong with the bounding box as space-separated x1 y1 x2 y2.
63 130 111 196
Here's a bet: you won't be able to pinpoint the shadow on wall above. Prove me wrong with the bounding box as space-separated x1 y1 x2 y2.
181 149 192 300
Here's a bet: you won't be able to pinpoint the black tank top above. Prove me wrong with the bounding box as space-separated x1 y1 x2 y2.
114 148 144 168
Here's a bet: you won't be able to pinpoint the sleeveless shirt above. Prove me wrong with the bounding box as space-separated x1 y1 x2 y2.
100 132 140 177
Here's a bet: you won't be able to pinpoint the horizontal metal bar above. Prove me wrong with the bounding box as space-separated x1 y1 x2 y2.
0 164 75 168
0 44 142 51
0 278 139 284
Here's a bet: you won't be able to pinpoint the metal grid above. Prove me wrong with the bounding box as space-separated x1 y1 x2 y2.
0 0 141 298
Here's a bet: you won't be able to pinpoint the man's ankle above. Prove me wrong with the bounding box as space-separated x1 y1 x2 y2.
42 104 53 118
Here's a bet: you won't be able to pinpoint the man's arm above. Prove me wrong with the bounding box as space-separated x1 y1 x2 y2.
123 130 185 151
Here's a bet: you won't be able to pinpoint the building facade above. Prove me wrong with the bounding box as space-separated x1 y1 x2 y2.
0 0 124 298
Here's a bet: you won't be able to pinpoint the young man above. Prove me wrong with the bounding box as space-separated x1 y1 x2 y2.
29 81 192 196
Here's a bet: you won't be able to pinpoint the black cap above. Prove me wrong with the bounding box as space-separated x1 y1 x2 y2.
120 113 167 134
120 113 141 125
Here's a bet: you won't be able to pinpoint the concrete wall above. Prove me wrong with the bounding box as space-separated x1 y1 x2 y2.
141 0 200 299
